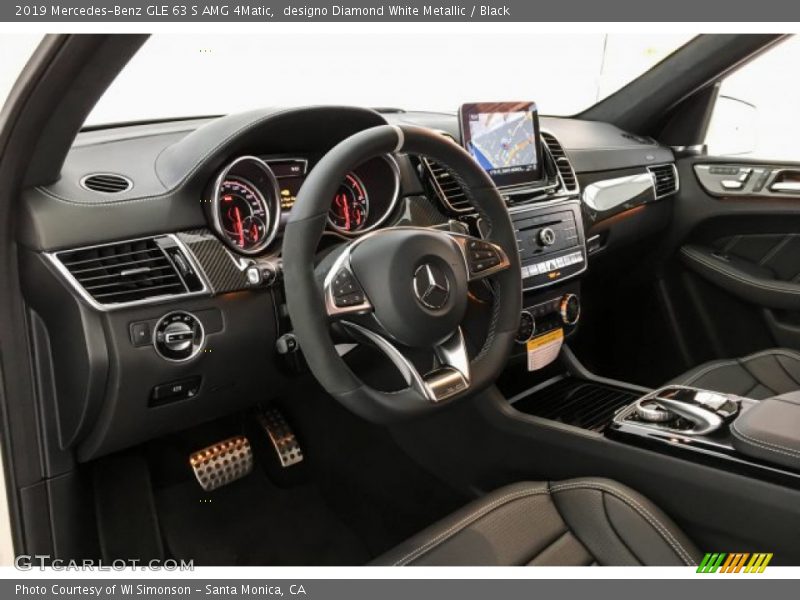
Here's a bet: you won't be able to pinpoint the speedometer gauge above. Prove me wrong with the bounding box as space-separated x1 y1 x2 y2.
328 173 369 233
219 179 268 250
208 156 281 255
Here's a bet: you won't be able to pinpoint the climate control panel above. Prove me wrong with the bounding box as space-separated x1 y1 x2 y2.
515 294 581 343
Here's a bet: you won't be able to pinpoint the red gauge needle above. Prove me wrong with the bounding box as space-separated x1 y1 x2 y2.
336 194 350 231
234 206 245 246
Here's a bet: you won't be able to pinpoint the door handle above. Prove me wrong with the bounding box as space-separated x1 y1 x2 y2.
770 181 800 193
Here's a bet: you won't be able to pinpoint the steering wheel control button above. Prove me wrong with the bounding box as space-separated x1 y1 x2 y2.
466 239 503 275
329 268 370 311
413 263 451 310
332 269 359 297
153 311 205 362
335 292 365 308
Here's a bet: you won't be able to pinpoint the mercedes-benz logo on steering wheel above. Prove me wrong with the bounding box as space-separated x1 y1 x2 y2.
413 263 450 310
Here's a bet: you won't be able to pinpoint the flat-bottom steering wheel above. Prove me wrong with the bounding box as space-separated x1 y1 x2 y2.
283 125 521 422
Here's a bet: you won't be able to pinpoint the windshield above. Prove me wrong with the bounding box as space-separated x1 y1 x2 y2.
83 32 694 126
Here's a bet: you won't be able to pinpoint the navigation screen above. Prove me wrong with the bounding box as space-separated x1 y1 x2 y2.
458 101 542 188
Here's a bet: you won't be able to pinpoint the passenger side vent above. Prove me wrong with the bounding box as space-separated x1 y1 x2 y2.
541 132 578 193
648 164 679 199
55 237 202 306
80 173 132 194
421 157 472 213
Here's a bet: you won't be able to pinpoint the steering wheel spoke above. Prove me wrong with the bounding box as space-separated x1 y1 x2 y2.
446 232 512 281
341 321 471 403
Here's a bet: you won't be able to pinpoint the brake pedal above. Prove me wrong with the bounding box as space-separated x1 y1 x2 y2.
257 409 304 467
189 435 253 491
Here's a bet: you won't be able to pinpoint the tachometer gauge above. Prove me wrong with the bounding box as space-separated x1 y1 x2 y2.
219 179 269 251
328 173 369 234
209 156 281 255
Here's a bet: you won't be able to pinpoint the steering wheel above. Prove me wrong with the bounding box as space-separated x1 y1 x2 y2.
283 125 521 422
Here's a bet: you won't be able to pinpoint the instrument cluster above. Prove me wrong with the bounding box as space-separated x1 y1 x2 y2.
206 154 400 254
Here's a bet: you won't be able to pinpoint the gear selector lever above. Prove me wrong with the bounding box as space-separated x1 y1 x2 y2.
632 386 741 436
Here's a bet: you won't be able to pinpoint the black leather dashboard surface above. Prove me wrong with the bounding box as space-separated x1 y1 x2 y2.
18 107 674 252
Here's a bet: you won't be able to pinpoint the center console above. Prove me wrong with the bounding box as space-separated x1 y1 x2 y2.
608 385 800 481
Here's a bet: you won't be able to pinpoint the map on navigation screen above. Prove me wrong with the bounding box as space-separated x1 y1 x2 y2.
459 102 541 188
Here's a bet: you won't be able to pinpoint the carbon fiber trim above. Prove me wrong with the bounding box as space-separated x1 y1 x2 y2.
177 229 250 294
397 196 450 227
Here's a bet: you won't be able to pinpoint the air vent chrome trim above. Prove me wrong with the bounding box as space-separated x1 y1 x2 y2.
46 234 210 312
541 131 579 194
647 163 680 199
421 155 473 214
79 173 133 194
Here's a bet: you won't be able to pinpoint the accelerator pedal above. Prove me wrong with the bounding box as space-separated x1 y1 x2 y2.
189 435 253 491
256 409 304 468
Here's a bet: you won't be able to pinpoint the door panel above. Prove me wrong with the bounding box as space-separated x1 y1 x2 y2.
660 158 800 374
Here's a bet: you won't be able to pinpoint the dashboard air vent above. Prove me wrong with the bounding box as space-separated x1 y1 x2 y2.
541 132 578 193
56 237 195 306
648 164 679 199
80 173 132 194
421 158 473 213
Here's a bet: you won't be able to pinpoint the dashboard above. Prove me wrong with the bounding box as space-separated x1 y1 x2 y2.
16 104 679 463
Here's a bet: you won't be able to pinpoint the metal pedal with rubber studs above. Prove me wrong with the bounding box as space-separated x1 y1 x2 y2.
189 435 253 491
257 409 303 467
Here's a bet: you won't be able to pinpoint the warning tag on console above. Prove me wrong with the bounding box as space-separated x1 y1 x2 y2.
526 328 564 371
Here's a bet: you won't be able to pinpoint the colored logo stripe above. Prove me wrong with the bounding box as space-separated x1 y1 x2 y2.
697 553 772 573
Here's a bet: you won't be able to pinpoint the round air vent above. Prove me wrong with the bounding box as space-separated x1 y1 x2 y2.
80 173 132 194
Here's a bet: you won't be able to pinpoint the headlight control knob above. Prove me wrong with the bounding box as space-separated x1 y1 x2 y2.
154 311 204 361
559 294 581 326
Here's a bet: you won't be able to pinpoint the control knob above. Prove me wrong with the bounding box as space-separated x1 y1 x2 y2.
515 310 536 344
538 227 557 247
154 311 204 361
559 294 580 326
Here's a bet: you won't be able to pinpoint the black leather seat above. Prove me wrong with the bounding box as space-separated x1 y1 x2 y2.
669 348 800 400
373 478 700 566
